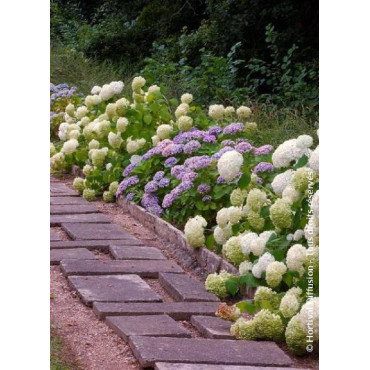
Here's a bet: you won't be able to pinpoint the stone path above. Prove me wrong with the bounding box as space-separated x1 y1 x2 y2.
50 178 306 369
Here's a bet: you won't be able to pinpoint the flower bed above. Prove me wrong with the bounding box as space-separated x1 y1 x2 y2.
50 78 319 356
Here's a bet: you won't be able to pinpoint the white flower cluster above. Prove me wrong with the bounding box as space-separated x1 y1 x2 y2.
208 104 225 120
272 136 313 169
156 124 173 140
217 150 243 181
241 230 274 257
252 252 275 278
126 137 146 154
286 244 307 275
184 216 207 248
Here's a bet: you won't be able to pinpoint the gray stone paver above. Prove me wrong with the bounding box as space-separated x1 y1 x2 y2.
51 196 90 205
50 213 110 226
50 248 96 265
128 337 293 368
106 315 191 341
62 222 133 240
50 239 145 250
159 273 219 302
155 364 307 370
190 316 232 339
67 275 162 306
51 204 99 215
92 302 220 320
61 259 183 277
109 245 166 260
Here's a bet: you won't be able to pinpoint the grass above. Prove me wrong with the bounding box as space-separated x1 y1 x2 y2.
50 325 80 370
50 45 318 146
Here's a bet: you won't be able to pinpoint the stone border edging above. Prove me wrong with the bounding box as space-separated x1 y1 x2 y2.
117 196 255 299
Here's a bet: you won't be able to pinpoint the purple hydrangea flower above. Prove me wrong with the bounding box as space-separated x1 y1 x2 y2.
162 143 184 157
207 126 222 135
202 195 212 201
126 192 134 201
158 177 170 188
164 157 178 168
253 145 274 156
122 163 138 177
171 165 187 180
197 184 211 194
216 176 226 184
144 181 158 193
182 171 198 182
116 176 139 197
184 140 201 154
202 134 217 143
142 147 161 161
221 139 235 147
235 141 253 154
141 193 162 216
184 156 212 170
223 122 244 135
253 162 274 174
153 171 165 182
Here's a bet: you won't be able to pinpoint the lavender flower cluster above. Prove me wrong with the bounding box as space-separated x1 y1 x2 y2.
116 176 139 197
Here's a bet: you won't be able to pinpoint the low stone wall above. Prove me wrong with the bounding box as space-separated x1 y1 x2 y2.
117 196 255 299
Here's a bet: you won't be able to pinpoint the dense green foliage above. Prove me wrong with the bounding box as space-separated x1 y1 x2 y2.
51 0 318 121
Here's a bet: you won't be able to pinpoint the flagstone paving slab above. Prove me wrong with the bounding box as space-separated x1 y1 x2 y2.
159 273 219 302
51 196 90 205
129 337 293 368
62 222 133 240
50 229 62 241
67 275 162 306
93 302 220 320
61 259 183 277
50 184 77 194
190 316 232 339
50 239 145 250
110 245 166 260
155 364 306 370
50 213 110 226
50 248 96 265
106 315 191 342
51 204 99 215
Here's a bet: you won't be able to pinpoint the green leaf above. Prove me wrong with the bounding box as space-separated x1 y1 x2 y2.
238 172 251 189
239 273 261 287
225 279 239 297
205 234 215 250
143 114 152 125
236 300 256 315
260 205 270 218
294 155 308 169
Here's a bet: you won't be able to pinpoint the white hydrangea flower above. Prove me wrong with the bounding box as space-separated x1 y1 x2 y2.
68 129 80 139
216 208 230 228
83 164 92 176
88 139 100 150
156 124 173 140
80 116 90 126
272 139 309 169
282 184 301 204
117 117 129 132
181 93 193 104
266 261 287 287
99 84 115 101
236 106 252 119
208 104 225 120
61 138 79 155
152 135 160 146
252 252 275 278
126 139 139 154
250 238 266 256
177 115 193 131
85 94 101 108
109 81 124 94
293 229 304 241
217 150 243 181
132 76 146 92
239 261 253 275
91 85 101 95
225 106 235 115
214 224 232 245
309 145 319 173
106 163 112 171
94 120 110 138
65 103 75 117
175 103 190 119
76 106 88 119
280 293 300 318
241 232 258 255
287 234 294 241
286 244 307 274
148 84 160 94
296 135 313 149
184 216 207 248
271 169 294 196
247 189 267 212
108 132 123 149
228 206 243 225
